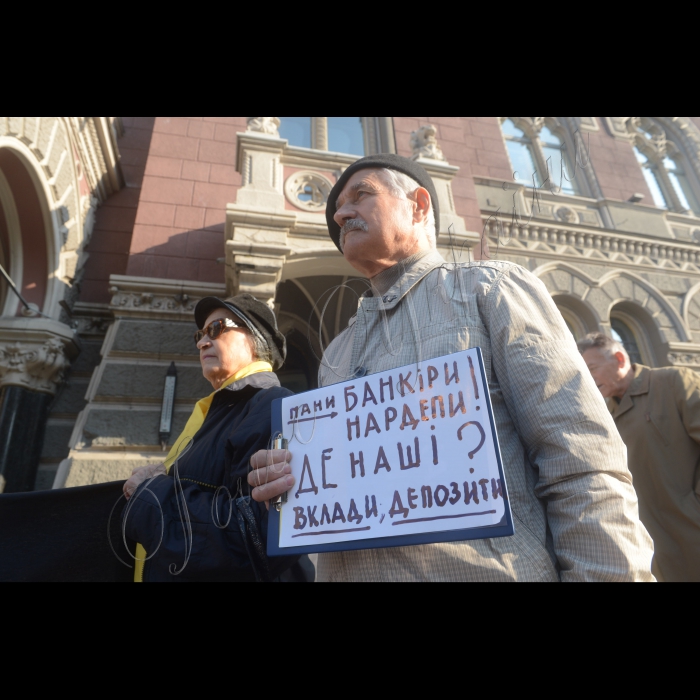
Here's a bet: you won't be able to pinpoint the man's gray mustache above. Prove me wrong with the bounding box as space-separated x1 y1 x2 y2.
340 219 369 250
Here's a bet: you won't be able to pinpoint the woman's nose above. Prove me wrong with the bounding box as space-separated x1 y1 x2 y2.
198 337 211 351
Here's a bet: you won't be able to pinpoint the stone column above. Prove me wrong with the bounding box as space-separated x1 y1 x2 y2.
0 319 79 493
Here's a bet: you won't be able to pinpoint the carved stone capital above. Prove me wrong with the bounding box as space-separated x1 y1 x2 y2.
246 117 281 137
0 319 79 395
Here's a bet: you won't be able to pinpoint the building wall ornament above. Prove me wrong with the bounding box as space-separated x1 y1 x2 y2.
246 117 281 137
108 276 226 321
483 216 700 271
411 125 446 162
0 319 79 395
667 352 700 367
284 170 334 212
0 338 70 394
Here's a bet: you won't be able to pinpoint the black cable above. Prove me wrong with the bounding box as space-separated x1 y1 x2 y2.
0 263 53 320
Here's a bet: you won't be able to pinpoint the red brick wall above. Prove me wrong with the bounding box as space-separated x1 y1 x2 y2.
125 117 247 284
394 117 484 235
586 119 651 203
79 117 155 304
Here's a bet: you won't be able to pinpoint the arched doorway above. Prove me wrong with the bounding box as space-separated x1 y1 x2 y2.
0 147 52 317
0 147 65 493
275 275 368 393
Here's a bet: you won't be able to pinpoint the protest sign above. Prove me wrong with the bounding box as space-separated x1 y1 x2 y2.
267 348 513 557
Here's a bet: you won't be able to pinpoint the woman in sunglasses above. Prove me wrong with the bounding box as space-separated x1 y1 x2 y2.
122 294 306 582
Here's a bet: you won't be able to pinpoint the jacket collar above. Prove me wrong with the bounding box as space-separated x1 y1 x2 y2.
223 372 280 394
614 365 650 419
365 250 447 309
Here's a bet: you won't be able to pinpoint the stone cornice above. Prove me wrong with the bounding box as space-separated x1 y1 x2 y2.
483 215 700 275
109 275 226 321
0 318 80 395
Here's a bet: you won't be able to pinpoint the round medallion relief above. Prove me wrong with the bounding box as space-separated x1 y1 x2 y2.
555 206 579 224
285 171 334 212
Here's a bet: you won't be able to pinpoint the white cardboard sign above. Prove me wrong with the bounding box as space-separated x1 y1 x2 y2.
275 349 511 551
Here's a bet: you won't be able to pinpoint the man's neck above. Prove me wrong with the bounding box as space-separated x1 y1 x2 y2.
370 250 435 296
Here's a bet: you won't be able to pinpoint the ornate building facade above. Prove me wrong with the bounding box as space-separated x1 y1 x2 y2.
1 116 699 492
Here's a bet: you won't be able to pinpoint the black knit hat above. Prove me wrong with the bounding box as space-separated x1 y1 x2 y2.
195 294 287 371
326 154 440 253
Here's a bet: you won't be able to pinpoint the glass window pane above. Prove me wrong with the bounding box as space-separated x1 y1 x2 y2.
328 117 365 155
501 119 525 139
644 168 669 209
635 149 668 208
506 141 540 186
668 171 694 212
542 144 577 195
539 126 560 148
279 117 312 149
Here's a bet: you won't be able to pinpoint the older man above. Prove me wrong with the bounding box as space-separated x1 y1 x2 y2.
250 154 654 582
579 333 700 582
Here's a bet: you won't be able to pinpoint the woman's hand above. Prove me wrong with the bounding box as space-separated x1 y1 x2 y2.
124 463 167 500
248 450 295 508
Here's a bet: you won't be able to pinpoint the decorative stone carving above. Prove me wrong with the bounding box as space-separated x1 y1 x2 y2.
108 275 226 321
482 216 700 272
555 206 580 224
0 337 71 394
246 117 281 137
110 288 196 314
668 353 700 367
284 171 333 212
411 125 446 162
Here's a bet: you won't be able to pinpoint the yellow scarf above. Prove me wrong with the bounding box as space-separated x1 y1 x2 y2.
134 361 273 582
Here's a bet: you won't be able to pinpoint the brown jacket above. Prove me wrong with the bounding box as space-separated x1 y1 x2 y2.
613 365 700 582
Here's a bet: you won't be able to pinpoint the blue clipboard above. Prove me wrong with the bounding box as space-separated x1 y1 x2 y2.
267 348 514 557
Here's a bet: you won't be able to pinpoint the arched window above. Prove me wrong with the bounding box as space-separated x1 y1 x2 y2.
502 119 539 187
631 118 700 216
500 118 580 195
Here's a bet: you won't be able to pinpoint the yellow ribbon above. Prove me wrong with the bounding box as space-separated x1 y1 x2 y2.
134 361 273 582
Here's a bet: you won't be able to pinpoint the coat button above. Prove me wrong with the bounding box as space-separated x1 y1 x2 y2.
354 367 368 378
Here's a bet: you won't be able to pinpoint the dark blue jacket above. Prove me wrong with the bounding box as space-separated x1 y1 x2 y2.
124 373 301 582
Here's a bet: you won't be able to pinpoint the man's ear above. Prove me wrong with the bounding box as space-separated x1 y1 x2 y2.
614 351 627 369
412 187 432 225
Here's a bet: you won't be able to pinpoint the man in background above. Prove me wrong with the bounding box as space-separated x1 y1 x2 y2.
579 333 700 582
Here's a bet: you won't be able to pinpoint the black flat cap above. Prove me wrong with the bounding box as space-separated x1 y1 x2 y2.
195 294 287 371
326 154 440 253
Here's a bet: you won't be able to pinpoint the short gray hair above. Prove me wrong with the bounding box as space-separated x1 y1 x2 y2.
577 333 628 359
379 169 437 248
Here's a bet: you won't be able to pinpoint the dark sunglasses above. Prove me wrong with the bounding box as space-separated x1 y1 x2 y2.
194 318 241 347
